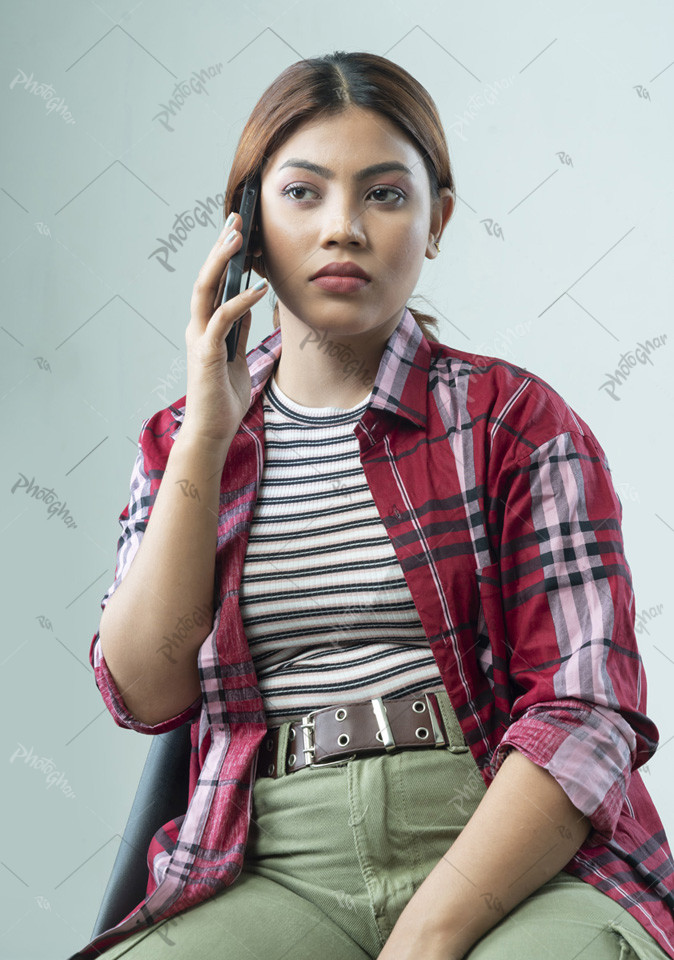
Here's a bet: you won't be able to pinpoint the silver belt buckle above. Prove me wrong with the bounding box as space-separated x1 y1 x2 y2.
300 709 357 768
371 697 396 751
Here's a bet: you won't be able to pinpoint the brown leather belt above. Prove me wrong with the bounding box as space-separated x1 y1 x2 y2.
255 691 464 779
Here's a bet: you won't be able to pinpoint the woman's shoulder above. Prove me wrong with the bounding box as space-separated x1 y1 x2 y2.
428 340 600 463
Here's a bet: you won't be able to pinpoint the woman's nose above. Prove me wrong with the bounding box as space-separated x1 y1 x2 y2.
320 213 366 245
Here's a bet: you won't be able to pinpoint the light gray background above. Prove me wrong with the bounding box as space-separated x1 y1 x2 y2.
2 2 672 958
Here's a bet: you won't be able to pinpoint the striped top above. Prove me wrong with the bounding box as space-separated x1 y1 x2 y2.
241 373 445 724
74 307 674 960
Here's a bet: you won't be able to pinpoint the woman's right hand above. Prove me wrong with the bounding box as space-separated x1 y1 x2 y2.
182 213 268 445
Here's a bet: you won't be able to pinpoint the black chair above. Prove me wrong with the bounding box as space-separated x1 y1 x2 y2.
91 723 193 939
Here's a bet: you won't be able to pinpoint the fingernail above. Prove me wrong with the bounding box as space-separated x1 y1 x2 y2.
251 278 268 291
224 212 236 230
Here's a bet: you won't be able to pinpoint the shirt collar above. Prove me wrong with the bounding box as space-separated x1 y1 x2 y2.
247 305 430 428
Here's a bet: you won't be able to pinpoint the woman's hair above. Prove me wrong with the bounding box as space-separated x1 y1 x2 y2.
223 51 455 343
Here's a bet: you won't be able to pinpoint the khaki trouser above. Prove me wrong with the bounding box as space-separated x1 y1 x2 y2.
99 689 670 959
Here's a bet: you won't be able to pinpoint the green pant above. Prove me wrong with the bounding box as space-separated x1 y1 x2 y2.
100 690 668 959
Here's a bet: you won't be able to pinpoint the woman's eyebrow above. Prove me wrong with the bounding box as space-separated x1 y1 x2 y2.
277 158 414 181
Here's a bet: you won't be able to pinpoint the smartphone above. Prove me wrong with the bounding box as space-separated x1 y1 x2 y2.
222 173 260 361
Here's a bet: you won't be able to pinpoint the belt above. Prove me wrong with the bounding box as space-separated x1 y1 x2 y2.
255 691 462 780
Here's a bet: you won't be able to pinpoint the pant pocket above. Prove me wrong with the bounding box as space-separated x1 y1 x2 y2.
607 921 668 960
394 745 488 846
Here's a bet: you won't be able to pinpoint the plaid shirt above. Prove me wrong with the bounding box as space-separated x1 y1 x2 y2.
74 307 674 959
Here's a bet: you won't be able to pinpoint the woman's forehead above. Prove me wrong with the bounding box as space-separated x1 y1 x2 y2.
263 109 426 179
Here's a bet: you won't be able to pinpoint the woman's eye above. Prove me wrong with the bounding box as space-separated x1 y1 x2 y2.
281 184 404 203
282 184 317 201
369 186 404 203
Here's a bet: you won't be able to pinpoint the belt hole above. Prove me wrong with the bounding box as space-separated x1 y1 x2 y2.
375 730 383 742
337 733 350 746
335 708 347 721
267 762 275 774
415 727 429 740
412 700 426 712
288 728 295 741
287 753 296 767
266 738 274 750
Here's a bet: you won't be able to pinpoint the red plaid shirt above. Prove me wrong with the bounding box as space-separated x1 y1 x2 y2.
73 307 674 959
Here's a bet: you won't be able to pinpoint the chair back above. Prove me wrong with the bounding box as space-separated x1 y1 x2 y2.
91 723 192 939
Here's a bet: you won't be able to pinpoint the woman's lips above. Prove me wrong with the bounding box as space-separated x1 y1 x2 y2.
310 276 370 293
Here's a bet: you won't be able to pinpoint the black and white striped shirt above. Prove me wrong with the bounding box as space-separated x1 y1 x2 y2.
240 372 445 724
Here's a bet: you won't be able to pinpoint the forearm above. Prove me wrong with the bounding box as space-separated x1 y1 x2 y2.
99 427 231 726
381 748 592 959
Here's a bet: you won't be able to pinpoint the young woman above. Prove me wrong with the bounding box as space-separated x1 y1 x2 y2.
72 51 674 960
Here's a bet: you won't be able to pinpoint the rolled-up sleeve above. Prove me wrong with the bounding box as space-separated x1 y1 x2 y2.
487 430 659 847
89 629 201 734
89 419 202 734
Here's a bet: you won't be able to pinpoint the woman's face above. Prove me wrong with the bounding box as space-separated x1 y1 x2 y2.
256 105 452 343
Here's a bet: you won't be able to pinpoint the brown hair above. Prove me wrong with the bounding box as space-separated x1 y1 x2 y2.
222 50 456 343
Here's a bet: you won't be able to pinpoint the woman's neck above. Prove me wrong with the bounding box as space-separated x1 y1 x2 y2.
272 307 404 408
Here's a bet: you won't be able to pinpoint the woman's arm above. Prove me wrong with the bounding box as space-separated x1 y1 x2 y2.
98 425 231 727
378 747 591 960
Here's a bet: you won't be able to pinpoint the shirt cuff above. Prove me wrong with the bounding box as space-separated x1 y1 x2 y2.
489 698 636 846
89 631 202 734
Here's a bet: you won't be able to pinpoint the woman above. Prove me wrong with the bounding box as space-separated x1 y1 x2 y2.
71 51 674 960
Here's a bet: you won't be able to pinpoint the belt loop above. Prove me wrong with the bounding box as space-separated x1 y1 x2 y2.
276 722 292 778
423 693 448 746
431 689 469 752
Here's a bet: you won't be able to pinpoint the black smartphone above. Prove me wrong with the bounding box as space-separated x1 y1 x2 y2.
223 173 260 361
